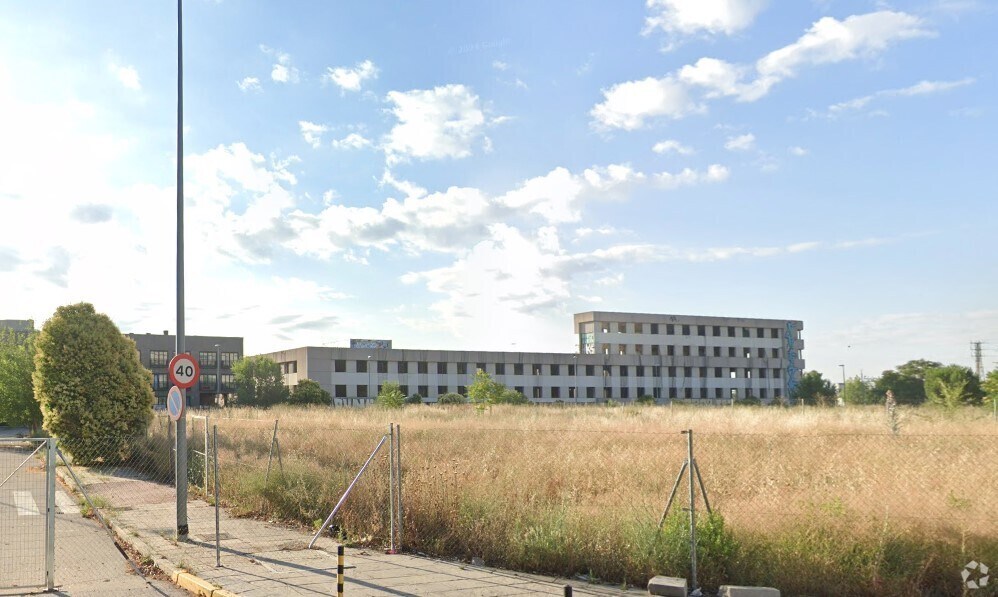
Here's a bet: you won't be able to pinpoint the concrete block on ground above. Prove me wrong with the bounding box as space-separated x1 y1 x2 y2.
647 575 687 596
719 585 780 597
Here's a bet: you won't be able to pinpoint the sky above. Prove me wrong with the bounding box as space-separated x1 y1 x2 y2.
1 0 996 383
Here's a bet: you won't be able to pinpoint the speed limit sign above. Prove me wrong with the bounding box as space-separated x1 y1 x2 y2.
168 353 200 389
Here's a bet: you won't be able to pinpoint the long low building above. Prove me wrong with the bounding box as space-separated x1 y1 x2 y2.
256 312 804 405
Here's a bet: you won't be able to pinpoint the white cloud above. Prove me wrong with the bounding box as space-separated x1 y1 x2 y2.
237 77 261 92
261 45 299 84
644 0 769 37
323 59 379 92
383 84 491 164
724 133 755 151
654 164 729 188
331 133 373 150
789 146 808 156
591 76 702 130
593 10 932 130
108 59 141 91
652 139 694 155
492 60 509 71
827 77 974 115
298 121 329 149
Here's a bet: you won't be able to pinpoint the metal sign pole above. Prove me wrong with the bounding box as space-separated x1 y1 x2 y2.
175 0 189 538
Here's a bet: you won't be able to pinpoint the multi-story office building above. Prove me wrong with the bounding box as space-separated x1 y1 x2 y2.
127 332 243 407
0 319 35 340
257 312 804 405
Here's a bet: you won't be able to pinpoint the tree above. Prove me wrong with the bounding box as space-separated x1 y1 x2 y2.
288 379 331 406
840 376 877 405
496 388 528 405
467 370 505 406
436 392 465 405
405 393 424 405
896 359 943 380
873 370 927 406
924 365 983 408
33 303 154 464
792 371 836 405
983 370 998 407
0 329 42 433
232 356 289 407
375 381 405 409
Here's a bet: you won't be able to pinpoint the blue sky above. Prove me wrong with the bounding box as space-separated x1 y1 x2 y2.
1 0 995 382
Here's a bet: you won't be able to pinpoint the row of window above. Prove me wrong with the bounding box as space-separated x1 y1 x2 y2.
336 359 785 378
152 373 234 391
595 322 791 339
149 350 240 368
335 384 782 401
604 345 782 358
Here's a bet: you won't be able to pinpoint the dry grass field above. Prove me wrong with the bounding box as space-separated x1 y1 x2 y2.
191 404 997 596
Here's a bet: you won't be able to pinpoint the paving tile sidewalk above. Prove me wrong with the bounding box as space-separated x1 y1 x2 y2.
59 465 643 596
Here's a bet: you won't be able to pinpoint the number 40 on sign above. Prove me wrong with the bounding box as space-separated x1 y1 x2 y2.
168 353 200 389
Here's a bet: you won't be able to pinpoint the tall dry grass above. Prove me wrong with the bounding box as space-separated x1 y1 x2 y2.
194 404 997 596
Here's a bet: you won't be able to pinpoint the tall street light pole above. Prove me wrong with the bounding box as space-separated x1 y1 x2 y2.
367 355 372 405
214 344 220 402
839 364 846 404
573 355 578 405
175 0 189 538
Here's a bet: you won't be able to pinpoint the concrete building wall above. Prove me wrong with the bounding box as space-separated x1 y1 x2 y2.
128 332 244 407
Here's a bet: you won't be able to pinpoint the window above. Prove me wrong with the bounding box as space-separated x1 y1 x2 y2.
199 352 217 367
653 387 662 399
221 374 235 391
602 364 612 376
620 365 629 376
514 363 524 375
620 387 629 399
668 366 677 377
683 345 691 357
377 384 383 394
742 327 751 338
418 362 428 374
651 345 660 355
760 388 768 399
437 362 448 374
356 360 368 373
533 386 543 399
617 345 627 355
727 326 735 337
604 387 612 399
682 324 690 336
669 387 678 399
514 385 524 394
585 365 595 376
650 323 659 334
755 348 763 358
652 366 661 377
601 322 610 333
634 322 643 333
457 385 466 395
757 327 765 338
457 362 467 375
152 373 170 390
772 348 780 358
712 326 721 336
398 361 409 374
335 385 347 398
550 364 560 375
758 368 767 378
586 387 596 399
357 385 368 398
730 369 737 379
378 361 389 374
149 350 169 367
731 388 738 400
635 344 643 355
698 346 706 357
714 387 723 399
700 388 707 399
568 387 577 399
683 366 692 378
773 369 781 379
221 352 239 367
551 387 561 399
697 325 706 336
617 322 626 333
401 385 410 396
666 324 675 335
684 388 693 399
728 347 736 357
744 349 752 359
771 328 780 339
418 385 428 397
714 367 722 378
636 386 645 397
496 363 506 375
335 359 346 372
438 385 448 396
280 361 297 374
476 362 487 373
698 367 707 377
774 388 782 398
746 368 753 379
567 364 575 376
667 345 675 356
636 366 645 377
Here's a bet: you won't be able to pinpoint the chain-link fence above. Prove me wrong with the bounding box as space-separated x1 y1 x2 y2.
0 438 50 592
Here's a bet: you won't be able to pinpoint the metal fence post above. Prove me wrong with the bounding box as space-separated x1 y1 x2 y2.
396 423 403 551
685 429 697 592
45 438 56 591
204 415 209 491
388 423 395 553
266 419 279 484
213 424 220 567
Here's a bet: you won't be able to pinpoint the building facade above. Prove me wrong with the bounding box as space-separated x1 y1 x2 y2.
257 312 804 405
127 332 243 407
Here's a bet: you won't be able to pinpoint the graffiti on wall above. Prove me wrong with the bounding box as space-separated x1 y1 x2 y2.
785 321 799 398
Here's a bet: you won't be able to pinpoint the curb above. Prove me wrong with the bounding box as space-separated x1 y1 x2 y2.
55 466 241 597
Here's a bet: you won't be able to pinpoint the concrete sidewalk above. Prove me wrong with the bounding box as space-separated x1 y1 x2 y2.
60 464 643 596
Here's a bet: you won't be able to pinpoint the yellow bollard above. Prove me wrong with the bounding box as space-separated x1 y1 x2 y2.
337 544 345 596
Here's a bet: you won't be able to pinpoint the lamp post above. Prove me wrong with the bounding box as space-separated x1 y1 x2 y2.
367 355 372 405
214 344 221 404
839 364 846 405
573 354 578 405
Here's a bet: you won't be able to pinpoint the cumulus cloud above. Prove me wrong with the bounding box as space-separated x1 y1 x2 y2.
261 45 299 84
592 10 933 130
107 59 141 91
237 77 261 92
652 139 694 155
331 133 373 150
298 121 329 148
724 133 755 151
644 0 769 39
323 59 379 92
383 84 493 164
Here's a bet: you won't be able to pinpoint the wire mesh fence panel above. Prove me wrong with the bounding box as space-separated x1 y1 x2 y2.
0 438 48 591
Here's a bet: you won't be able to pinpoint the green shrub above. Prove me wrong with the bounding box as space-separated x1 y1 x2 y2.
635 395 655 405
405 393 424 405
375 381 405 409
436 392 466 405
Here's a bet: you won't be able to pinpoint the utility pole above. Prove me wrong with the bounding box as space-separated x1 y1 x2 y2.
175 0 189 538
972 341 983 379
